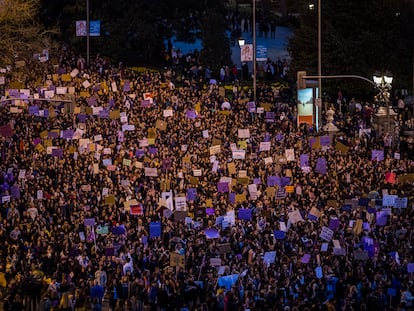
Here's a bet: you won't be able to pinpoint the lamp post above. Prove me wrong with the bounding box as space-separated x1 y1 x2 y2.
238 38 245 81
373 74 393 135
86 0 90 66
317 0 322 129
253 0 257 104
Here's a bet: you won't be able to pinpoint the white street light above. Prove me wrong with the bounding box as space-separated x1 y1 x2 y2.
238 38 245 47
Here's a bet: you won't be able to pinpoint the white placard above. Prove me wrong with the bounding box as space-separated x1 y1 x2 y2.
238 128 250 138
163 109 173 117
232 150 245 159
285 148 295 161
320 226 334 241
44 90 55 99
248 184 258 200
82 80 91 88
56 87 67 94
174 196 187 211
259 142 271 151
94 134 102 142
144 167 158 177
209 145 221 155
264 157 273 165
193 169 202 177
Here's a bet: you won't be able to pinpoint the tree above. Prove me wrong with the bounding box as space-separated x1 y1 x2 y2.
0 0 59 66
199 7 232 75
287 0 414 98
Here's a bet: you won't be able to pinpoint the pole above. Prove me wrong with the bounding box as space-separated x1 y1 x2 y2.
318 0 322 126
253 0 257 104
86 0 90 66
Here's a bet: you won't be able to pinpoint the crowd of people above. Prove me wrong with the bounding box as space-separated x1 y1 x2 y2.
0 45 414 311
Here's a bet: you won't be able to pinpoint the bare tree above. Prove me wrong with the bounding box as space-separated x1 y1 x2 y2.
0 0 59 66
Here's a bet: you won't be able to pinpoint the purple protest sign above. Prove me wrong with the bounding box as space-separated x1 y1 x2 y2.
108 99 115 108
93 85 101 92
87 96 97 106
77 114 88 122
99 109 109 119
48 131 59 138
8 89 19 97
10 185 20 199
111 225 126 235
274 230 286 239
253 178 261 185
371 149 384 161
229 193 236 204
206 208 215 216
320 136 331 146
247 102 256 113
104 247 114 256
376 211 387 226
135 149 145 158
57 68 66 74
162 158 171 171
408 263 414 273
186 188 197 201
149 221 161 238
84 218 96 226
238 209 252 221
217 182 229 193
148 147 158 155
315 157 327 175
186 110 197 119
265 112 275 121
301 253 311 264
267 175 280 187
205 228 220 239
61 129 74 139
328 218 340 230
141 99 151 108
300 154 309 167
33 138 42 145
51 148 63 158
123 81 131 92
308 137 317 148
275 133 284 141
281 177 291 187
28 105 40 115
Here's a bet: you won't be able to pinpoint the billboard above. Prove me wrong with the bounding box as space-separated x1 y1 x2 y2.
297 88 318 126
76 20 101 37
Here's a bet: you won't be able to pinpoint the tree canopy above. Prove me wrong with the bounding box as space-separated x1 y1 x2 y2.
288 0 414 98
0 0 58 65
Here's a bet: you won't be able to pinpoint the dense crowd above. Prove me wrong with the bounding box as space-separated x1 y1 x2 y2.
0 45 414 311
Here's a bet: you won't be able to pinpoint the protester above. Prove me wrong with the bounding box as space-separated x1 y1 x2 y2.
0 44 413 311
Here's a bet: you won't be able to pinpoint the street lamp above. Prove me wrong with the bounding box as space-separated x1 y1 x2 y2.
86 0 90 66
373 74 393 135
238 38 245 47
252 0 257 104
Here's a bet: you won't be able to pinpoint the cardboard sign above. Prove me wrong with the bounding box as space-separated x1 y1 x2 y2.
170 253 185 268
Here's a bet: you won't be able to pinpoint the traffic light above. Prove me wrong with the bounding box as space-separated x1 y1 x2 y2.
297 71 307 89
